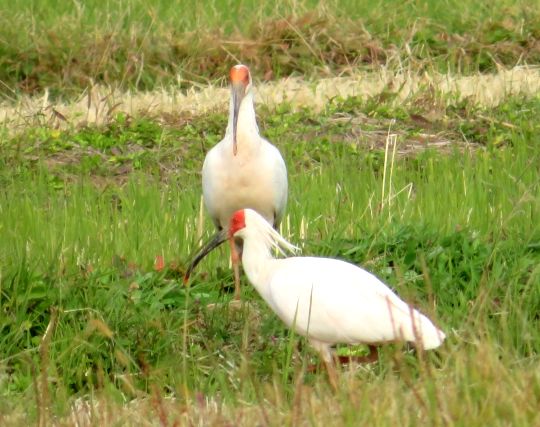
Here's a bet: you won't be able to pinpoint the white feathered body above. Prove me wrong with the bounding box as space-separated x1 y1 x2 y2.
202 89 287 230
235 211 446 352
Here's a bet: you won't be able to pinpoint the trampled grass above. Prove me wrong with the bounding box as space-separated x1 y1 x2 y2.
0 92 539 425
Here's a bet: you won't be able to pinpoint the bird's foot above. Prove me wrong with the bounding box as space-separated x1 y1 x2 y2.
228 298 243 310
323 359 339 391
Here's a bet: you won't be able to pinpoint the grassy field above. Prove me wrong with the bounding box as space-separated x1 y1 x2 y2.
1 0 540 97
1 1 540 426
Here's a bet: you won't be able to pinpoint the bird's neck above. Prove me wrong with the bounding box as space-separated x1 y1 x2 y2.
241 234 274 295
226 93 260 151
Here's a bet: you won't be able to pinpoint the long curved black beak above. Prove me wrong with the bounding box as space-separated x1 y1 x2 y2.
231 81 245 156
184 229 229 284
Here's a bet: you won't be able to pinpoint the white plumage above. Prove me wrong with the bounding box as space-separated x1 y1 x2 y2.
202 64 287 230
229 208 446 387
196 65 288 299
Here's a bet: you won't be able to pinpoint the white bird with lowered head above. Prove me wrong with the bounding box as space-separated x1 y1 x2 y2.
189 208 446 388
186 65 288 299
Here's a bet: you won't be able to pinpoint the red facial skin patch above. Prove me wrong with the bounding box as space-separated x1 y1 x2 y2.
230 65 250 85
229 209 246 237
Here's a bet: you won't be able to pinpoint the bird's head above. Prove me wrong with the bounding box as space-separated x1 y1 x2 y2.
229 64 252 156
183 209 298 283
228 209 298 256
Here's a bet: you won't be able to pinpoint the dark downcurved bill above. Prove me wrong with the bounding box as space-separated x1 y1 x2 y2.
231 82 245 156
184 229 229 284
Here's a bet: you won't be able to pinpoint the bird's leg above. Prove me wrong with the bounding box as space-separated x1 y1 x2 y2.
310 340 338 391
230 238 241 300
323 358 338 391
363 345 379 363
233 261 241 300
336 345 379 365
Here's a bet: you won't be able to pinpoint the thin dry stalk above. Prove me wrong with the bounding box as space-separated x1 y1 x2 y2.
38 307 59 427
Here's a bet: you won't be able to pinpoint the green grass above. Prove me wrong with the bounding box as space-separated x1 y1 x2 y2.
1 0 539 97
0 93 539 424
1 2 539 422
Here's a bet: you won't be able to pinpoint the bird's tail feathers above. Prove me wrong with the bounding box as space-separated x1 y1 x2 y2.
386 298 445 350
402 311 446 350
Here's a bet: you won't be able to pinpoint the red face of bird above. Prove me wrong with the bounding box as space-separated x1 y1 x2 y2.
229 209 246 238
183 209 246 284
229 65 251 156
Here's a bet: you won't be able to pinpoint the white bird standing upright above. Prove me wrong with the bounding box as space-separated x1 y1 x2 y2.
186 65 288 299
190 208 446 388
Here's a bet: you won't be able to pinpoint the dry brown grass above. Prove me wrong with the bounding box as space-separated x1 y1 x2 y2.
2 4 540 97
3 340 538 427
1 66 539 135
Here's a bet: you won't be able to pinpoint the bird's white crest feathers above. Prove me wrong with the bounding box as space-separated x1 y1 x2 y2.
245 209 299 257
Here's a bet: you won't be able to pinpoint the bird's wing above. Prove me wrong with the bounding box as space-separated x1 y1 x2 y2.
266 257 435 346
201 143 226 229
262 141 288 228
